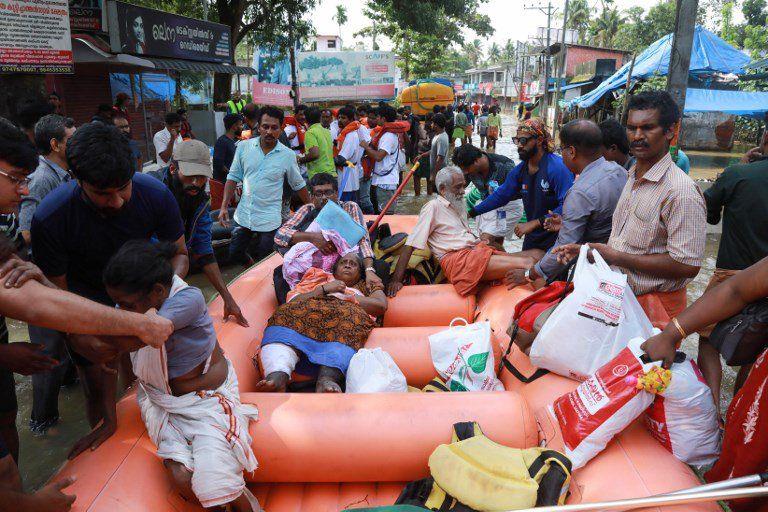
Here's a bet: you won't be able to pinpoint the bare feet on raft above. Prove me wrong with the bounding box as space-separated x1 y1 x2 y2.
316 366 343 393
254 371 289 392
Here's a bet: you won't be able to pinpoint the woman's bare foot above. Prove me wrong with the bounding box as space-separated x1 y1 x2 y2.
254 371 289 392
316 366 343 393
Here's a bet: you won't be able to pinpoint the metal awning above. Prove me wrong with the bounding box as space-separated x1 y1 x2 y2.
547 80 593 93
145 58 256 75
72 36 155 69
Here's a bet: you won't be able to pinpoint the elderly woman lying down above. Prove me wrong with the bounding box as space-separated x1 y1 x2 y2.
256 253 388 393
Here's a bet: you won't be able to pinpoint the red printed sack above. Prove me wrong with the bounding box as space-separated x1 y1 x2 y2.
552 337 656 468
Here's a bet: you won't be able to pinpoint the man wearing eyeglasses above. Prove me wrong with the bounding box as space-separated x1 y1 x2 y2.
507 120 627 289
468 118 574 262
273 172 383 304
0 119 174 510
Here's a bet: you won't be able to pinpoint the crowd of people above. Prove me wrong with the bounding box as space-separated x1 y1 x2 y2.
0 86 766 510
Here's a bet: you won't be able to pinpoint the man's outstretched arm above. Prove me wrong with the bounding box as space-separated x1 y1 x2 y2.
0 280 172 347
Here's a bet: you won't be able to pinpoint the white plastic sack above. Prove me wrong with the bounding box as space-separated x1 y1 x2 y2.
428 318 504 392
552 337 656 469
530 244 654 381
644 357 721 465
345 348 407 393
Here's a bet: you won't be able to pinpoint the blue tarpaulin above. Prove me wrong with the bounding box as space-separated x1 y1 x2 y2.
570 26 751 108
684 88 768 118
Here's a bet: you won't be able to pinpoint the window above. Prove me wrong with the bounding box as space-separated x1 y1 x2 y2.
327 39 337 49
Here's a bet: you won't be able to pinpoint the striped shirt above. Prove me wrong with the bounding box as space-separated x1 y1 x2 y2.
607 152 706 295
274 201 375 260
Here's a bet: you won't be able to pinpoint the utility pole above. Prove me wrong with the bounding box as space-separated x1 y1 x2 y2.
666 0 699 122
526 1 557 122
552 0 570 136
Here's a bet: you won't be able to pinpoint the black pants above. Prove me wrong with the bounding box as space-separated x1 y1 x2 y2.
229 223 277 266
29 325 72 430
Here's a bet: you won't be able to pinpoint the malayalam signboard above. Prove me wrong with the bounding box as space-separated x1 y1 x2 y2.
297 51 395 102
0 0 73 73
69 0 103 31
109 1 231 63
251 44 293 107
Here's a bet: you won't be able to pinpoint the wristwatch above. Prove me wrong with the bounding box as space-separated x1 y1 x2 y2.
365 267 376 274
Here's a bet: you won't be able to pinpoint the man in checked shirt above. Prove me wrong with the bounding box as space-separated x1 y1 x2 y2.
273 173 385 304
554 91 706 330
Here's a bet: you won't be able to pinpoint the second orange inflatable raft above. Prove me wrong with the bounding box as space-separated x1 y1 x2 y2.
54 215 720 511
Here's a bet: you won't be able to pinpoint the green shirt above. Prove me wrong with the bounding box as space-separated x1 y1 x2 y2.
455 112 468 128
487 113 501 128
304 123 336 178
704 158 768 270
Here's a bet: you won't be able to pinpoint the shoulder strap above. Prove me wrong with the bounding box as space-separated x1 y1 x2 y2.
451 421 482 442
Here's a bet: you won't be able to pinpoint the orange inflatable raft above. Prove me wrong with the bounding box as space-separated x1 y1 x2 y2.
54 215 719 511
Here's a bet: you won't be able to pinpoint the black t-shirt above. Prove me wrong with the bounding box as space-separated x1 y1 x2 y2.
705 158 768 270
31 173 184 304
212 134 237 183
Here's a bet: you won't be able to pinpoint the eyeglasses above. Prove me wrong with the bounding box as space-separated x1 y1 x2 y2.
311 189 336 198
511 136 537 145
0 169 31 188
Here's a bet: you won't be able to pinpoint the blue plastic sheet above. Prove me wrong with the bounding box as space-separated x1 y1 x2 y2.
684 88 768 118
570 26 751 108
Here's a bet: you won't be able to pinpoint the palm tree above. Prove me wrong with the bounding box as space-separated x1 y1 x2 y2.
333 4 348 36
502 39 516 61
487 42 502 64
590 8 625 47
567 0 591 43
463 39 484 68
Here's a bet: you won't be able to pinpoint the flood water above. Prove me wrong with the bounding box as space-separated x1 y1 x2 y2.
14 114 737 490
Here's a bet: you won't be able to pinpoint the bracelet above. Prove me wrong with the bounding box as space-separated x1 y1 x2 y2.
365 267 375 273
671 317 687 339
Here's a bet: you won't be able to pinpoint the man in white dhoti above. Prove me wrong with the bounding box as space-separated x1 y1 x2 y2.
103 240 260 511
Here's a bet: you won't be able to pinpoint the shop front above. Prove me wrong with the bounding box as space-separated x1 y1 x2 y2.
45 1 254 163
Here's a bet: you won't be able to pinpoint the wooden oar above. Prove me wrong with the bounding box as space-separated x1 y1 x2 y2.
368 161 420 234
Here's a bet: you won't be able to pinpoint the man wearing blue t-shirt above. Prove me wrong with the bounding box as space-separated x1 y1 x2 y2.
470 118 574 259
30 122 188 457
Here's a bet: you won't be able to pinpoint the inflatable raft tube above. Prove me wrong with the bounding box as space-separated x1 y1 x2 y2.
52 215 720 511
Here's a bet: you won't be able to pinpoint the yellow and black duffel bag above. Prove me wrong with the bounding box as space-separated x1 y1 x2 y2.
396 422 572 511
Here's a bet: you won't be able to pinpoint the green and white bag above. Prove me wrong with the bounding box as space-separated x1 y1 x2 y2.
428 319 503 392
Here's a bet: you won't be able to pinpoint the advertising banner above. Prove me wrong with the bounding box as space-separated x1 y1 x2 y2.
0 0 73 73
251 45 293 107
110 1 231 63
297 51 395 102
69 0 103 31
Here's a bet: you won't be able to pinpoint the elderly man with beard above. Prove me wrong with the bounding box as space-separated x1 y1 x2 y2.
388 166 533 298
153 139 247 327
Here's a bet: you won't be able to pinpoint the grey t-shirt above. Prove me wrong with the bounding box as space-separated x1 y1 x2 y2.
430 132 449 173
158 285 217 379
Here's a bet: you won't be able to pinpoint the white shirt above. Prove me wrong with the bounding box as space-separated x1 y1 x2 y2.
153 128 183 167
338 126 369 192
371 132 402 187
283 124 306 176
329 120 340 142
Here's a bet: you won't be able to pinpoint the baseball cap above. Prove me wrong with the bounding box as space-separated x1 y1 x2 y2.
172 139 212 178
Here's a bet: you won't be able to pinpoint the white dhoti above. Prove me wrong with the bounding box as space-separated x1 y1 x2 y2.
130 278 259 508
